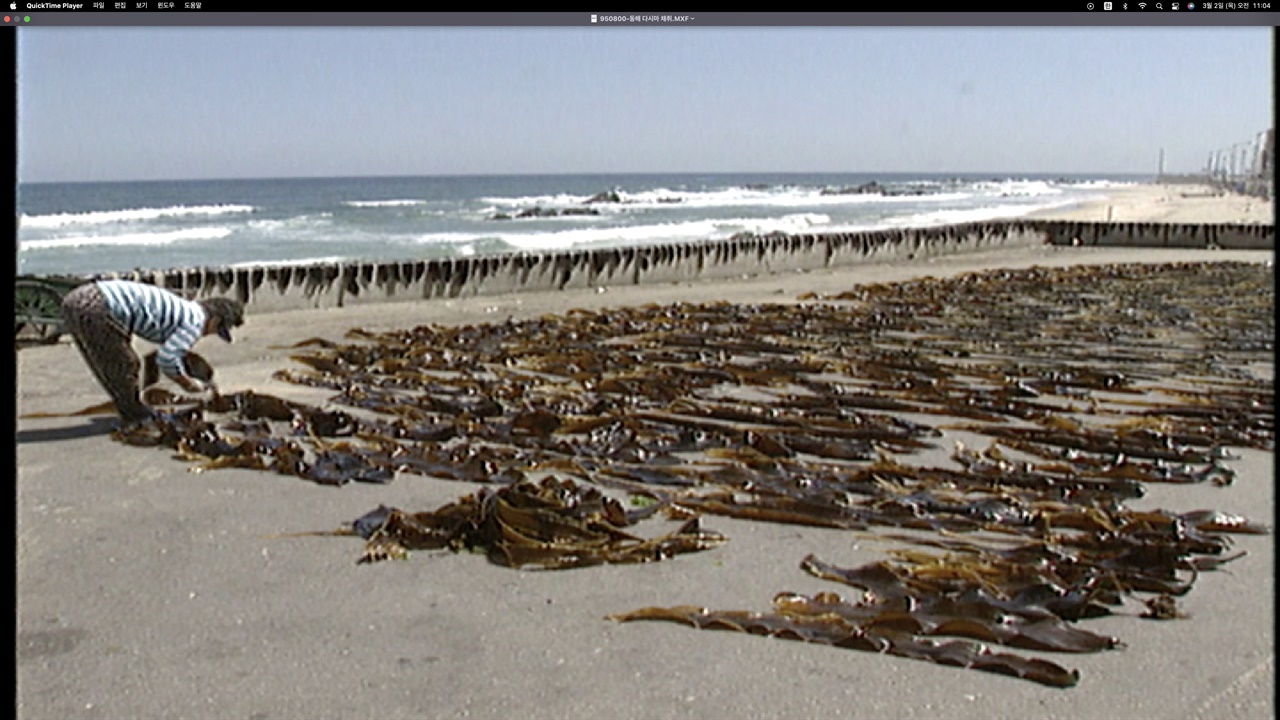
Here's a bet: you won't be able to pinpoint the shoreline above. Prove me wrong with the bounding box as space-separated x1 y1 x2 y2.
23 215 1271 318
1027 181 1274 224
16 180 1274 283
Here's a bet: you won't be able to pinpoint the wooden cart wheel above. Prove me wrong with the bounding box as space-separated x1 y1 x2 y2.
14 279 68 342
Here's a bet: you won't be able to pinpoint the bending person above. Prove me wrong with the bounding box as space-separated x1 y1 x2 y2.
61 279 245 425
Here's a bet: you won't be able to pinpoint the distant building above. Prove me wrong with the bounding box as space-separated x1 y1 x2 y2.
1256 128 1273 177
1245 128 1273 200
1197 128 1273 199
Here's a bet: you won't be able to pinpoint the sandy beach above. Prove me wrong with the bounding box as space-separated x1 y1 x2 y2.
1030 182 1274 224
16 183 1274 720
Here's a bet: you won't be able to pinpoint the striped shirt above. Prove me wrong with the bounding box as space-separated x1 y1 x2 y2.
96 280 207 380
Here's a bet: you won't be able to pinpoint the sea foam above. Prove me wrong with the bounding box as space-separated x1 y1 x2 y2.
21 227 234 250
21 204 254 228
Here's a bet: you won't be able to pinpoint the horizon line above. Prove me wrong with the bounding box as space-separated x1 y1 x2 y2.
18 170 1162 185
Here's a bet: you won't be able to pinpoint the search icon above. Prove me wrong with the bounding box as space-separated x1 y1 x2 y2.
1155 2 1162 6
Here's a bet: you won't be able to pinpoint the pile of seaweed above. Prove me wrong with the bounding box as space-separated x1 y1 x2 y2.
114 261 1273 688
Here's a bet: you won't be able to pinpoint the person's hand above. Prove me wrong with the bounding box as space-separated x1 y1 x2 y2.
174 375 207 395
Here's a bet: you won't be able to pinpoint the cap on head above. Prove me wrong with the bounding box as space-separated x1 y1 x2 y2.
199 297 245 342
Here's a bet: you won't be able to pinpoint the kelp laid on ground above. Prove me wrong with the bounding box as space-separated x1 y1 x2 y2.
611 500 1264 689
341 476 726 569
106 261 1272 687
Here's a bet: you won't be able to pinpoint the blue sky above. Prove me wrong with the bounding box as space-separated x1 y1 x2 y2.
16 26 1274 182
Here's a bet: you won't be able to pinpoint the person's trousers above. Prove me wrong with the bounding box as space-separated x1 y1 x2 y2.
60 283 151 422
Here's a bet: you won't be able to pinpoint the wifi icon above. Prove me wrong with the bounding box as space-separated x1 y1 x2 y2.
1138 2 1146 6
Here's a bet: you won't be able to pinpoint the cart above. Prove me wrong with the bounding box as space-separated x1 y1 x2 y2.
15 276 87 345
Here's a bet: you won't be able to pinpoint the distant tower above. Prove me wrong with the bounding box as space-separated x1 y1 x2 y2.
1262 129 1274 176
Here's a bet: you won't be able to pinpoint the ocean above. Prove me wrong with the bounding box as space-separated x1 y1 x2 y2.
15 173 1142 278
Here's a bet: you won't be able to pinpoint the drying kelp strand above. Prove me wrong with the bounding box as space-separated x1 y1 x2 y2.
346 476 727 569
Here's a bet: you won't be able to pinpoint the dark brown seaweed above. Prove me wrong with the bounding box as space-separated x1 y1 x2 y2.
608 601 1085 689
346 476 727 569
